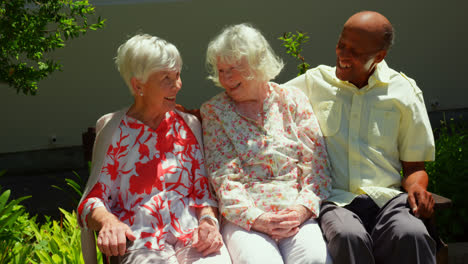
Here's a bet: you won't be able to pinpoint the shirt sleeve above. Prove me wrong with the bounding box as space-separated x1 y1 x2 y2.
288 87 332 218
283 71 313 101
397 77 435 162
77 181 111 229
201 103 264 230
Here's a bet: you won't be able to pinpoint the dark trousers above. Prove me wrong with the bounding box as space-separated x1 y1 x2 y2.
318 193 436 264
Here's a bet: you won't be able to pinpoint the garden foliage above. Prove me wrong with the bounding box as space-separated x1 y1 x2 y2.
0 170 101 263
0 0 105 95
278 31 311 76
426 118 468 242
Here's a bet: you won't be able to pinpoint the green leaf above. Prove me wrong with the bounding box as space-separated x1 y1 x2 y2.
0 189 11 210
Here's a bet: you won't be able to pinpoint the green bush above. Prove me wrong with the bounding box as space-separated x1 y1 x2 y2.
0 169 102 263
0 0 105 95
0 187 35 263
29 208 102 264
426 117 468 242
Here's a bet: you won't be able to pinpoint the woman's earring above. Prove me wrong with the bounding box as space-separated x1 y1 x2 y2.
139 92 143 96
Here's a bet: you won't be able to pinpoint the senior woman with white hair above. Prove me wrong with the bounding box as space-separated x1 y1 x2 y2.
78 34 231 264
201 23 333 263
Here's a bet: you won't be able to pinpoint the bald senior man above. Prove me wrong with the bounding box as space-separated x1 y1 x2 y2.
286 11 436 264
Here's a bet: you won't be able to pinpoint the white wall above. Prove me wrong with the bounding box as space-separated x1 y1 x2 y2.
1 0 467 153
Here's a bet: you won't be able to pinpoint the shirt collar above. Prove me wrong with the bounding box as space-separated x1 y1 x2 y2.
326 60 391 89
368 60 391 87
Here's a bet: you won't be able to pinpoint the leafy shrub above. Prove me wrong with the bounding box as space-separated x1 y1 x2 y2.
52 168 87 208
0 187 35 263
29 208 102 264
426 117 468 242
278 31 311 76
1 169 101 263
0 0 105 95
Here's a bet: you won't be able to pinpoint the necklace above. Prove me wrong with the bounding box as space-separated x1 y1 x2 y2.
235 102 263 124
233 83 270 124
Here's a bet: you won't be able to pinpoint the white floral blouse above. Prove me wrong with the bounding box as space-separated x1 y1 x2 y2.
78 111 217 251
201 82 331 230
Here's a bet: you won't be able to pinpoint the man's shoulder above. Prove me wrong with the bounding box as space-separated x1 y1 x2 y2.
306 64 335 76
383 64 422 94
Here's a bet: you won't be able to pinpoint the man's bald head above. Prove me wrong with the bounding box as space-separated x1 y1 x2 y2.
344 11 394 50
335 11 393 88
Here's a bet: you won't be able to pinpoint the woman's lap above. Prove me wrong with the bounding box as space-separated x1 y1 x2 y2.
111 232 231 264
223 219 332 264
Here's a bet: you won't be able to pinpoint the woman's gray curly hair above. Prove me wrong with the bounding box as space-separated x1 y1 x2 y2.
206 23 284 87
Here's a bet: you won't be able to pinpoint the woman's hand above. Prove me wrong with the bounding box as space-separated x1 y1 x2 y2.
89 207 136 256
192 217 223 256
279 205 313 225
252 212 301 239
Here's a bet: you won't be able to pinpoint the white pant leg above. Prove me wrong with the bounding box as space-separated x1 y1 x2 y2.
222 222 284 264
279 219 333 264
175 242 232 264
115 247 178 264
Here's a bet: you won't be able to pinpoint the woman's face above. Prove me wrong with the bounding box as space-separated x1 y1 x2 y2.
217 58 263 102
138 70 182 114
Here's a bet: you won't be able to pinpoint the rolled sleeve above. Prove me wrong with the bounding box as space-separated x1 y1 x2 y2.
77 182 109 229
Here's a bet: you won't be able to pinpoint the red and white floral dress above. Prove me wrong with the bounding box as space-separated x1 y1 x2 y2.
78 111 217 251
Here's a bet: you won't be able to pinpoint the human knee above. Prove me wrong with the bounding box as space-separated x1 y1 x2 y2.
282 242 329 264
235 253 283 264
329 226 370 246
391 222 434 247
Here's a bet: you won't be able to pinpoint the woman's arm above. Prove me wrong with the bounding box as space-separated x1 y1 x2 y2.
290 86 332 220
192 206 223 256
88 207 136 256
201 103 264 230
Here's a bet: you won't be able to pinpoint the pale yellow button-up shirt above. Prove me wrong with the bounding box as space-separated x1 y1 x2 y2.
285 60 435 207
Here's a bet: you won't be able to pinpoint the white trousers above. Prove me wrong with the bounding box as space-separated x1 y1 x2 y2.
111 233 232 264
223 219 332 264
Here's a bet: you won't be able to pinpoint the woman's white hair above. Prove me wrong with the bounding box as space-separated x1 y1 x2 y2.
206 23 284 87
115 34 182 95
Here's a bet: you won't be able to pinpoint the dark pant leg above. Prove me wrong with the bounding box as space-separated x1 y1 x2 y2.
372 193 436 264
319 201 374 264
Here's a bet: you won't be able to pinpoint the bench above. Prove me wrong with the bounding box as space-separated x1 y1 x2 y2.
81 105 452 264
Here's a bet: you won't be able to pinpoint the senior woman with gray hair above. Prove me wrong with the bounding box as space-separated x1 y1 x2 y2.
201 23 333 263
78 34 231 264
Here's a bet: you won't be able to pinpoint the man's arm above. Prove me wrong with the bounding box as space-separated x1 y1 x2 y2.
401 161 434 218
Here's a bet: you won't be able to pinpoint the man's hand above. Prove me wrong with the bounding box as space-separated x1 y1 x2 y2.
89 207 136 257
402 161 434 219
252 211 301 239
406 182 434 218
192 217 223 256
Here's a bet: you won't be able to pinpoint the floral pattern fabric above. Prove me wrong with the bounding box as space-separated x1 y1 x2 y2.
78 111 217 251
201 82 331 230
